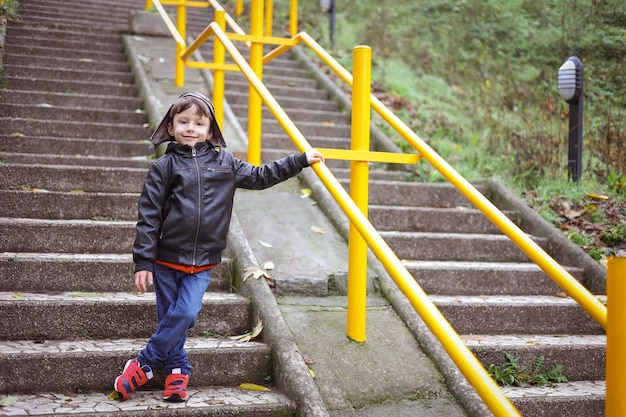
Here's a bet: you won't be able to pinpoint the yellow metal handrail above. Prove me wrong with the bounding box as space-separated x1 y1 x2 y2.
203 21 521 416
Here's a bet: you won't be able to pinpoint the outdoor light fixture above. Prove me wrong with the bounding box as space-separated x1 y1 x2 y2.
557 56 584 182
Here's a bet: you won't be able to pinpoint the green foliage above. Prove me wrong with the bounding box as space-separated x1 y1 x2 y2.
488 353 568 388
288 0 625 186
0 0 21 21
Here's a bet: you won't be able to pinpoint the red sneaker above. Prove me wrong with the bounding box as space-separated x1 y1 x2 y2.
114 358 153 401
163 369 189 402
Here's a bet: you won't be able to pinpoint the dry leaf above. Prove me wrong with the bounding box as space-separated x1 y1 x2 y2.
108 391 121 400
308 367 316 378
297 351 316 365
50 393 72 402
231 320 263 342
585 193 609 200
243 266 271 281
0 396 18 407
554 292 568 298
238 383 271 392
301 188 312 198
208 399 225 405
310 226 325 234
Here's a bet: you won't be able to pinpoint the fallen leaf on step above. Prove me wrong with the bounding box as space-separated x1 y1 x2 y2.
12 293 22 300
243 266 272 281
554 292 568 298
208 399 225 405
310 226 325 234
11 132 24 137
297 351 316 365
258 240 273 249
231 320 263 342
50 393 72 402
238 383 271 392
262 261 275 270
308 366 316 379
301 188 312 198
0 396 18 407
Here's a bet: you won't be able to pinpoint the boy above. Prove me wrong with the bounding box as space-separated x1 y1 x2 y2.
114 91 324 402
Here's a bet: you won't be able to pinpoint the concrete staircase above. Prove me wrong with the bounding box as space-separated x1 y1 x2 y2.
0 1 296 416
180 6 608 417
0 2 608 417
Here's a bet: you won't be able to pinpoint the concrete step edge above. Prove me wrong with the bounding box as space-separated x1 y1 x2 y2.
0 386 295 417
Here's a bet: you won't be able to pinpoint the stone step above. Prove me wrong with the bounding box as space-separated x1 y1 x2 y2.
7 33 124 52
6 53 130 72
430 295 605 335
379 231 549 263
0 386 295 417
0 337 269 393
257 119 351 138
464 334 605 381
403 260 584 295
5 24 123 44
0 102 146 124
0 164 146 193
4 44 128 63
225 78 329 101
229 72 318 89
2 76 139 96
0 90 144 111
370 205 519 234
0 117 149 140
331 167 411 182
504 380 604 417
0 292 250 340
0 135 150 158
362 180 487 208
2 64 134 85
231 104 351 126
0 252 232 293
16 9 134 32
0 152 153 168
261 132 351 150
0 218 135 253
0 189 139 220
225 91 337 111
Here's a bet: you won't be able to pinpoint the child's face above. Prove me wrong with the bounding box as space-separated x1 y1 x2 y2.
167 105 212 148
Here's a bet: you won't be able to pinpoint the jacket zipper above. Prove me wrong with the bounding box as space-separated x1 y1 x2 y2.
191 147 202 266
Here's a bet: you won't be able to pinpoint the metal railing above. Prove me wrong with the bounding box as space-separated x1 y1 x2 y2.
143 1 612 415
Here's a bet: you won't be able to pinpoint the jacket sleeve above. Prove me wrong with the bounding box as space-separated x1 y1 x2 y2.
133 161 170 273
233 152 309 190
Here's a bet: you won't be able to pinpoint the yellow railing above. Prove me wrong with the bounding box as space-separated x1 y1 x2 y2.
144 1 611 415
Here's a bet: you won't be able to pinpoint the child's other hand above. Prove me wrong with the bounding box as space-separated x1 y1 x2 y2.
135 270 153 293
306 149 325 165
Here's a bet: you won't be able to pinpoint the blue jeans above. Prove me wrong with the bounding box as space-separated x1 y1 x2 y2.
138 264 211 375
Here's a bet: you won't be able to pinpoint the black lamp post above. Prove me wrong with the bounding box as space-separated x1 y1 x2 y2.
557 56 584 183
320 0 335 48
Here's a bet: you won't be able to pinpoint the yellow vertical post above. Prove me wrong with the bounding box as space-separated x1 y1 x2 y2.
174 0 187 87
606 257 626 417
289 0 298 37
145 0 153 10
247 0 264 165
346 45 371 343
265 0 273 36
235 0 243 16
212 8 226 128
